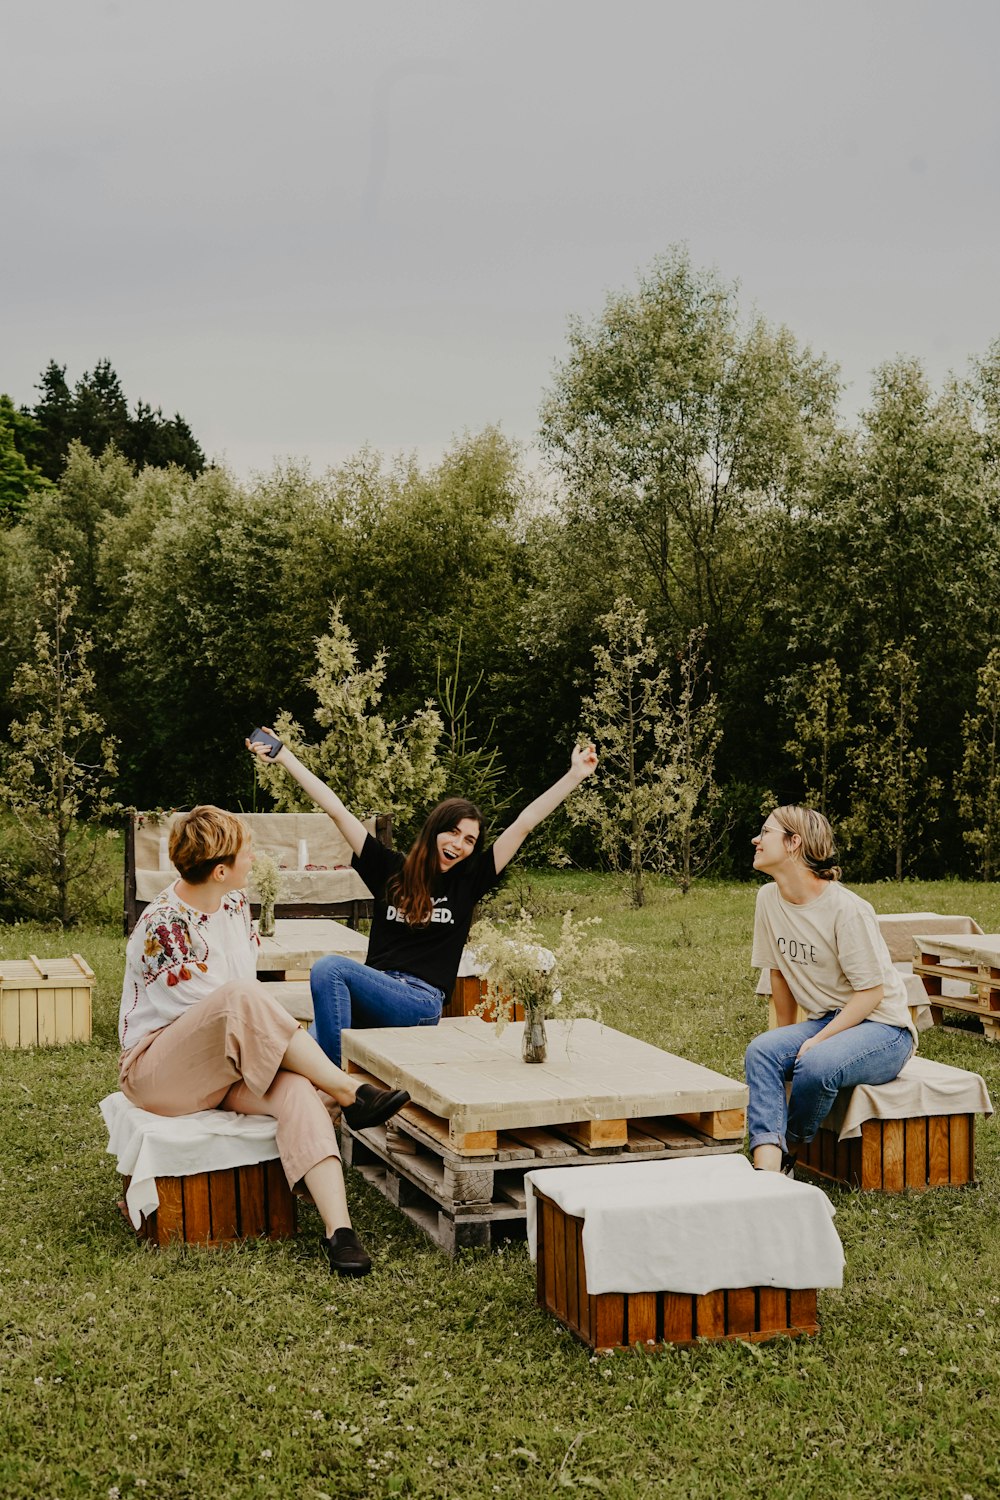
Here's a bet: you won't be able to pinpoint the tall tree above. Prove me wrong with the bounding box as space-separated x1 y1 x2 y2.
783 659 852 818
253 605 444 839
25 358 205 481
846 642 940 880
957 647 1000 880
0 396 52 523
0 556 118 924
539 248 840 648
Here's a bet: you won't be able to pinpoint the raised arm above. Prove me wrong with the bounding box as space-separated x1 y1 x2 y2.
246 732 369 857
491 742 597 875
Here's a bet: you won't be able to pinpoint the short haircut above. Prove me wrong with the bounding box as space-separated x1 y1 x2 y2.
169 805 247 884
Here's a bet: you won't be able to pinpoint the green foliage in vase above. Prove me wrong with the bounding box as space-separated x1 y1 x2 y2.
469 908 628 1033
249 849 282 905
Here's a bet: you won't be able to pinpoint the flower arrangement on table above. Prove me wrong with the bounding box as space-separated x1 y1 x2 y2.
250 851 283 938
468 910 628 1063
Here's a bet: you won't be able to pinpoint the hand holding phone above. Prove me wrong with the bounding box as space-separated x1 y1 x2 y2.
248 727 283 760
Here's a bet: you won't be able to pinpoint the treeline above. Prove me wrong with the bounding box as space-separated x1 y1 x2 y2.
0 359 204 522
3 248 1000 884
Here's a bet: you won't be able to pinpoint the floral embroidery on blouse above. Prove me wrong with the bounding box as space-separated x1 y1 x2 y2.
141 904 211 988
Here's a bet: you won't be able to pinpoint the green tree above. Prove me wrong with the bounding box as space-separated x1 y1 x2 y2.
783 659 852 817
25 358 205 481
655 628 724 894
252 605 444 837
957 647 1000 879
0 556 119 924
434 631 516 835
539 248 840 645
570 598 721 905
0 396 52 523
846 641 940 880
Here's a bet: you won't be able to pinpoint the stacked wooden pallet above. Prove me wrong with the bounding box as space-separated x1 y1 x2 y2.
912 932 1000 1039
340 1017 747 1255
344 1100 742 1255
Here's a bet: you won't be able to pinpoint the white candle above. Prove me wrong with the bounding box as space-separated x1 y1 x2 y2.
158 836 169 871
298 839 308 870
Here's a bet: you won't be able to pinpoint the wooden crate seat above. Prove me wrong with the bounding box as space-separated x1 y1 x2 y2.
796 1056 991 1192
529 1157 842 1351
123 1160 295 1247
100 1092 296 1248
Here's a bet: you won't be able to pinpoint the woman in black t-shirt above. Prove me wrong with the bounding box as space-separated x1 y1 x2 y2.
247 733 597 1067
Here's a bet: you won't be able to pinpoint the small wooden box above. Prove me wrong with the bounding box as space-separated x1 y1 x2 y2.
0 953 94 1047
534 1189 818 1351
122 1160 296 1247
798 1113 974 1192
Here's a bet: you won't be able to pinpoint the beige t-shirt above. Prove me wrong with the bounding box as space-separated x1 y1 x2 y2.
752 881 918 1045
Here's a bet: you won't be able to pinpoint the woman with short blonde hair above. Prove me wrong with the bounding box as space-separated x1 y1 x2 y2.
745 805 915 1174
118 805 409 1275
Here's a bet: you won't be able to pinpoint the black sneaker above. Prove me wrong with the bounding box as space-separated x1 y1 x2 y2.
780 1150 797 1178
343 1083 410 1131
326 1226 372 1277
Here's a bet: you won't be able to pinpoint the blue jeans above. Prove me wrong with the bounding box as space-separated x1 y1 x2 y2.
745 1014 913 1153
308 955 444 1068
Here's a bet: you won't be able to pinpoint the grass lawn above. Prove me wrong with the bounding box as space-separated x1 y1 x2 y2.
2 875 1000 1499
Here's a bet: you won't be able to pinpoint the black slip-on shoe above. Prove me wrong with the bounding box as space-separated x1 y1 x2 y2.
780 1151 797 1178
326 1226 372 1277
343 1083 410 1132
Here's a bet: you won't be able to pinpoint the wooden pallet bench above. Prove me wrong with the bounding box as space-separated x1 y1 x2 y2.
120 1160 296 1248
913 934 1000 1039
534 1187 819 1350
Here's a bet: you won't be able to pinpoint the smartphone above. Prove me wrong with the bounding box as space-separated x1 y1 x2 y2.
249 727 283 760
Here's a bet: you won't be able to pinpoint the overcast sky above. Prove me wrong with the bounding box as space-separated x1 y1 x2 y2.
3 0 999 478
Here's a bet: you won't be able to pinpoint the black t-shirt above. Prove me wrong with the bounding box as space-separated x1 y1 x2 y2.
353 834 500 996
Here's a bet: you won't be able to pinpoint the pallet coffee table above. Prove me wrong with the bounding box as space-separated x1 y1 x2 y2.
341 1017 748 1254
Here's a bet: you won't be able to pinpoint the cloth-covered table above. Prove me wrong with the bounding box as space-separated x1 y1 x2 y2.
100 1092 281 1229
525 1154 844 1296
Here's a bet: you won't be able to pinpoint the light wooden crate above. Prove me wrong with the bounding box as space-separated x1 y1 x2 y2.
121 1161 296 1247
0 954 94 1047
534 1189 818 1351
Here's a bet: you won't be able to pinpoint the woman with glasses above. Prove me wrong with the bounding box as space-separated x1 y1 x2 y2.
745 806 916 1174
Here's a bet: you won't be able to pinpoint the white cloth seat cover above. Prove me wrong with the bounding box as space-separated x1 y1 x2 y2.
100 1091 281 1229
526 1155 844 1296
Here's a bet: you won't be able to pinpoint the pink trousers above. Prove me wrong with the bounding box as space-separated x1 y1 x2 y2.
119 979 342 1188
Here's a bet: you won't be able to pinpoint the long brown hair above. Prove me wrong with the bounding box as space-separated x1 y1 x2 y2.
389 797 484 926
